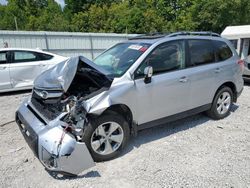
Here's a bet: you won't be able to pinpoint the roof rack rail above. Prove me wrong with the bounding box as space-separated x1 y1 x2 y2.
167 31 221 37
129 33 168 40
128 31 220 40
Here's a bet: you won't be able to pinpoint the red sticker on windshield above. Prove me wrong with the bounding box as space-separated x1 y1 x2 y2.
139 47 148 52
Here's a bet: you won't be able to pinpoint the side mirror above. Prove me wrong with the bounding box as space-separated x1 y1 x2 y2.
144 66 153 84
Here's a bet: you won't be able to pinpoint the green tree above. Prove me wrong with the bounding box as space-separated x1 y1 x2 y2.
25 0 69 31
1 0 250 33
0 0 27 30
191 0 250 33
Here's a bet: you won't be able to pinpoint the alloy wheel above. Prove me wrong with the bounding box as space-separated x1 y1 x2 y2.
216 91 231 115
90 122 124 155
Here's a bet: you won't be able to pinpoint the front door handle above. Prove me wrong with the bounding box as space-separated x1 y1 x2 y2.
39 64 46 67
179 76 188 83
215 68 222 73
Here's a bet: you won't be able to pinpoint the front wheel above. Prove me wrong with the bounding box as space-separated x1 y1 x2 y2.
82 113 130 162
206 86 233 120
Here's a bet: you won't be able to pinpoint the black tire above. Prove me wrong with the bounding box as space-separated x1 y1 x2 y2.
82 112 130 162
206 86 233 120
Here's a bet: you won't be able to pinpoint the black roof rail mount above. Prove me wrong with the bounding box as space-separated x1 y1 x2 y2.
168 31 221 37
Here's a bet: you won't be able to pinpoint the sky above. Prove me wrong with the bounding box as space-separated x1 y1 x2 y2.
0 0 7 5
0 0 65 7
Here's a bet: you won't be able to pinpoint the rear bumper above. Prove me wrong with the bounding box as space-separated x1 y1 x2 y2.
243 63 250 78
243 75 250 82
15 98 95 175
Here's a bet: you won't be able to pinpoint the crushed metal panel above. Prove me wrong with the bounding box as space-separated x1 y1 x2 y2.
58 142 95 175
39 126 95 175
34 57 79 91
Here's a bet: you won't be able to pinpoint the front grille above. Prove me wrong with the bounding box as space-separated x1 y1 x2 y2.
31 98 62 121
31 90 63 121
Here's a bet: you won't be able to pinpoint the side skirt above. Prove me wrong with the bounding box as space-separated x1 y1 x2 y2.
137 104 211 131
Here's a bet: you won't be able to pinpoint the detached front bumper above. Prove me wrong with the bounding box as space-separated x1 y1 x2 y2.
15 98 95 175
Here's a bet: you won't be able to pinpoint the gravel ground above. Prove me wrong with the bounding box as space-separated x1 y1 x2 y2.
0 86 250 188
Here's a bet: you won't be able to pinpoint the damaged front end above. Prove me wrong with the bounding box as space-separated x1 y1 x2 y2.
16 56 113 175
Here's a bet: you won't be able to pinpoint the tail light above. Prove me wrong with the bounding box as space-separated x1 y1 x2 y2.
237 59 245 72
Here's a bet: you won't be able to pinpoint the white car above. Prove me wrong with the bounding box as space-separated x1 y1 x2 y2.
0 48 68 93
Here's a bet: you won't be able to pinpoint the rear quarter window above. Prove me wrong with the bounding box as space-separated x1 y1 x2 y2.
229 40 238 50
213 40 233 61
37 53 53 61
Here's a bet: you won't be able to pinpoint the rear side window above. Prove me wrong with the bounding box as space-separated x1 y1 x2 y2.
0 52 7 64
13 51 53 63
188 40 215 66
14 51 37 63
213 41 233 61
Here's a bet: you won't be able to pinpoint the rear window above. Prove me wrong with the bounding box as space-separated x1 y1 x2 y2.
188 40 215 66
213 41 233 61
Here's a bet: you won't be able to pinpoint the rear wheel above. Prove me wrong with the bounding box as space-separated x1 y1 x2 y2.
206 86 233 120
83 113 130 162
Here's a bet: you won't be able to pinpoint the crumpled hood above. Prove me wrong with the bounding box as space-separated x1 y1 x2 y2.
34 56 111 92
34 56 78 91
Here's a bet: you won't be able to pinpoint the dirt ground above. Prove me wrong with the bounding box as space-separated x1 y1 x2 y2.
0 86 250 188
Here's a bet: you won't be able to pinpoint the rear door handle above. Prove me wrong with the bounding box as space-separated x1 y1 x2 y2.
215 68 222 73
179 76 188 83
0 66 7 70
39 64 46 67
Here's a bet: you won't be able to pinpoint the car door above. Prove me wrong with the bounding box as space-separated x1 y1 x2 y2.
9 50 50 89
0 51 12 90
186 39 218 108
133 40 191 125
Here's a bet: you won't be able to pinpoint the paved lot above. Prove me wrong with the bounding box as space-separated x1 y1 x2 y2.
0 86 250 188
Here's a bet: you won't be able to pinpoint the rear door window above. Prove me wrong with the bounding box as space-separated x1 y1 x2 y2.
12 51 53 63
213 40 233 61
0 52 7 64
187 40 215 67
13 51 38 63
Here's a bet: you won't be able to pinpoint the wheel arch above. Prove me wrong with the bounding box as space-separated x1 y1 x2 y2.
87 103 135 134
215 81 237 102
102 104 133 126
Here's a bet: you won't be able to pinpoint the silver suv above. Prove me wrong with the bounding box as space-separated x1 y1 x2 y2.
16 32 244 175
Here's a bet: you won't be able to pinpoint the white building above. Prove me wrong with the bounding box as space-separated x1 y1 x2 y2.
221 25 250 60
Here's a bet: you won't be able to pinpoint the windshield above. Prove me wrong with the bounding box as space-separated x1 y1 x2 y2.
93 42 151 77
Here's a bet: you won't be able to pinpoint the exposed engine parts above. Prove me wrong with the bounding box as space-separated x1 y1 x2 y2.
60 95 88 140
